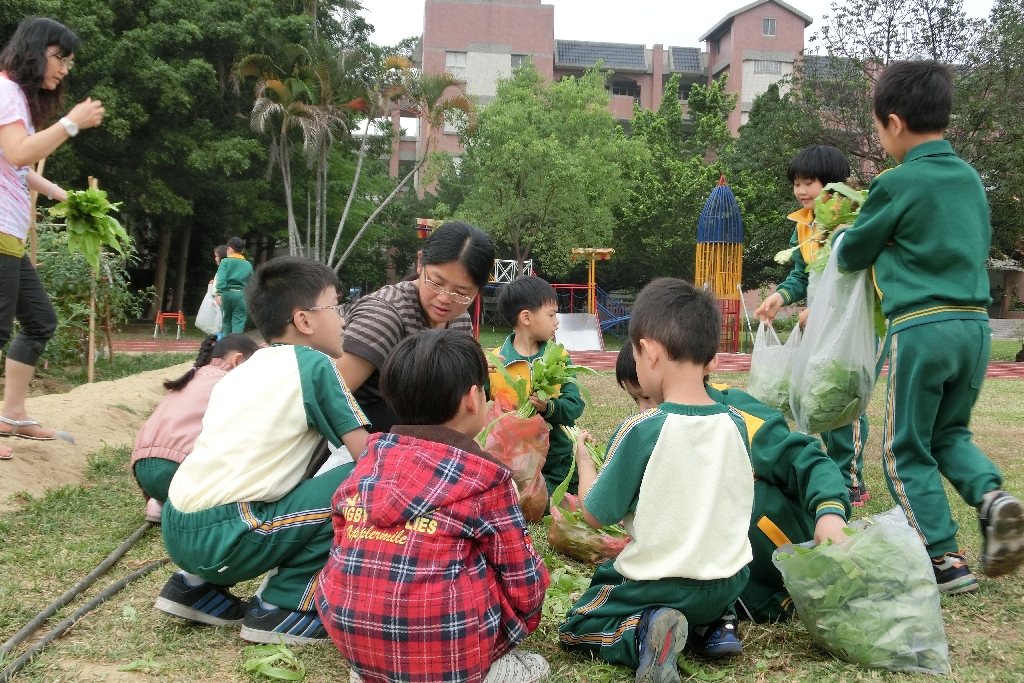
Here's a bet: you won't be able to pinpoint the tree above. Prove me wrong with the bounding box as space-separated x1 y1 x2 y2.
450 63 635 277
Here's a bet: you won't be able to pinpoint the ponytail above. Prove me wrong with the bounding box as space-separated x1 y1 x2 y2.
162 334 258 391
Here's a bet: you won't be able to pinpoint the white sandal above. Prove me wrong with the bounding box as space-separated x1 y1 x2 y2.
0 416 74 443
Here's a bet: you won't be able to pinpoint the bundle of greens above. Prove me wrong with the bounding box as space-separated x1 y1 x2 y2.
541 553 593 622
486 343 596 419
790 361 867 434
773 508 950 674
49 188 130 275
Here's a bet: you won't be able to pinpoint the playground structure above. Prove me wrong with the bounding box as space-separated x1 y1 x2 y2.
695 177 744 352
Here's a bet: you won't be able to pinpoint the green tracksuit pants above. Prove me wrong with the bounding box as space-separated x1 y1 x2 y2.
820 416 868 491
558 562 748 669
882 319 1002 558
220 289 247 335
134 458 180 502
162 463 353 612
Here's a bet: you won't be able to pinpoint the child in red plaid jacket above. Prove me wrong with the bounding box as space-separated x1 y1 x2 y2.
316 330 551 683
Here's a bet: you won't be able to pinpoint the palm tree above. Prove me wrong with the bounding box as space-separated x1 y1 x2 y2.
334 70 472 270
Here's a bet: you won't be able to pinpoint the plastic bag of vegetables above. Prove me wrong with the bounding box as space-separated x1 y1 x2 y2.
772 506 949 674
748 322 801 419
480 401 549 521
789 233 876 434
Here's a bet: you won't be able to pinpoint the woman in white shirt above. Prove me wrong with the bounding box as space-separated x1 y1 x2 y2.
0 17 104 458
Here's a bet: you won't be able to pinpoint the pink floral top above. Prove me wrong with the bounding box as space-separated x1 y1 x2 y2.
0 73 35 240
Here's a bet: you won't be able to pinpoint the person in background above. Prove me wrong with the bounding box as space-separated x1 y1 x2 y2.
214 236 252 335
0 17 105 457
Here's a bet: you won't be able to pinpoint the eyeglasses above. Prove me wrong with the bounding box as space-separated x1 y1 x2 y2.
46 50 74 71
423 276 474 305
286 304 344 326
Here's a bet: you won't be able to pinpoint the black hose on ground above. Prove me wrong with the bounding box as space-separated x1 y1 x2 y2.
0 557 170 683
0 521 155 657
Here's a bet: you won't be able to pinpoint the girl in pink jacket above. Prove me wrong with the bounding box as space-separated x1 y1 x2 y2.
132 334 258 521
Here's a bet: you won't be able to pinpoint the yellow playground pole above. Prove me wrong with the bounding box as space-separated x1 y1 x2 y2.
570 248 614 314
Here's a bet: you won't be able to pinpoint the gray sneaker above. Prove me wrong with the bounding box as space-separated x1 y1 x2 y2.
979 491 1024 577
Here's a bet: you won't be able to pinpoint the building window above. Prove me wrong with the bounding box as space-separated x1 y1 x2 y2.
763 18 777 36
511 54 528 69
445 51 466 81
611 80 640 99
753 60 782 74
678 81 695 101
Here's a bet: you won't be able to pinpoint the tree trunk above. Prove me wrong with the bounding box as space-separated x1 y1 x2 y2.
147 223 173 319
328 128 369 267
281 135 299 256
336 158 422 270
172 223 192 312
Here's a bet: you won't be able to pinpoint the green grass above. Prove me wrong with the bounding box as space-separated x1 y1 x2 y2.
990 339 1022 362
479 326 624 352
37 352 196 388
1 375 1023 681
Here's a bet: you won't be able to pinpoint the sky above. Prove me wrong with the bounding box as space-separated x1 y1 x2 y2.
356 0 996 51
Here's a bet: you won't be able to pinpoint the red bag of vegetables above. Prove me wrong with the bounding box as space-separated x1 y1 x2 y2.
547 493 630 564
481 402 549 521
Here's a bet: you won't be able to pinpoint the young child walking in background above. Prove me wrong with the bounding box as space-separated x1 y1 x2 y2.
495 275 585 497
131 333 258 522
317 329 550 683
215 236 253 334
836 60 1024 592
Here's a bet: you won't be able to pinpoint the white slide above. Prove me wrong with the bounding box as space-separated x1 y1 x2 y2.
554 313 604 351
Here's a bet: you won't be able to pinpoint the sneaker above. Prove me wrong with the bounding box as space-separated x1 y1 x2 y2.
240 597 329 645
931 552 978 594
635 607 688 683
145 498 163 523
979 490 1024 577
483 649 550 683
859 484 871 504
154 572 247 626
847 487 864 508
688 614 743 659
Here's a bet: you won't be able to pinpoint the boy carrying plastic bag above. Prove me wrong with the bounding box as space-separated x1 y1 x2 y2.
772 506 950 674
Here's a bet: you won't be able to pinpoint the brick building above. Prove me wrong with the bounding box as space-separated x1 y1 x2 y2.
392 0 813 186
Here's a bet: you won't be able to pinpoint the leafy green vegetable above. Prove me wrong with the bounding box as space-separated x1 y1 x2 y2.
791 360 868 434
118 656 166 672
49 188 130 275
541 561 593 622
243 640 306 680
488 344 596 419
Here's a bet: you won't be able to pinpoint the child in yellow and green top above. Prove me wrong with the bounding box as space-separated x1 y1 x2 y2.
494 276 585 498
754 145 872 507
835 60 1024 593
215 236 253 334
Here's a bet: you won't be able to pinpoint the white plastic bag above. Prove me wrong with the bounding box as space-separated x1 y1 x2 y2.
747 322 800 419
195 283 222 335
773 507 950 674
789 233 875 434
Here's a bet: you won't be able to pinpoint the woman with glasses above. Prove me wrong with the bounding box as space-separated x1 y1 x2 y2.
337 221 495 433
0 18 105 457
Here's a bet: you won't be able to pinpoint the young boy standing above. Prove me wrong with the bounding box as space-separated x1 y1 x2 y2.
157 257 369 644
837 60 1024 591
559 279 756 682
215 236 253 334
495 276 585 497
316 330 550 683
754 145 872 506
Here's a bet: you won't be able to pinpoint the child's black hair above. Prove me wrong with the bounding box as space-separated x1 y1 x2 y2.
615 344 639 389
628 278 720 366
215 244 228 261
227 236 245 253
163 334 259 391
419 221 495 290
873 60 953 133
380 329 488 425
787 145 851 185
496 275 558 327
247 256 339 341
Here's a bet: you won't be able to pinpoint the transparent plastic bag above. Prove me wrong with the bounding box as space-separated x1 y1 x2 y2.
481 403 549 521
747 322 801 419
195 283 222 335
773 507 950 674
789 233 876 434
545 493 630 565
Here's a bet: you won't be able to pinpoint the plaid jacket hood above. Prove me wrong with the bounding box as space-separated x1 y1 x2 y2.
315 425 550 683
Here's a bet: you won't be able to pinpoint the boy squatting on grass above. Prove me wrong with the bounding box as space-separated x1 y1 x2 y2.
156 256 371 645
316 329 551 683
835 60 1024 592
558 279 848 683
754 144 874 508
613 343 851 627
494 276 585 497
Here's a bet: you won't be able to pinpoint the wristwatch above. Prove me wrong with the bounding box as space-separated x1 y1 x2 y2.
59 117 78 137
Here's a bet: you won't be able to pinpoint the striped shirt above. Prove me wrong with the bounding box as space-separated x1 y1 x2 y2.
343 280 473 402
0 74 34 241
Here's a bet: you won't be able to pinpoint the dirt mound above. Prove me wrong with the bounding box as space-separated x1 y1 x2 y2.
0 362 192 510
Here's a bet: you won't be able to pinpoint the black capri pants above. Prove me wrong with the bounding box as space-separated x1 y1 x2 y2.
0 253 58 367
